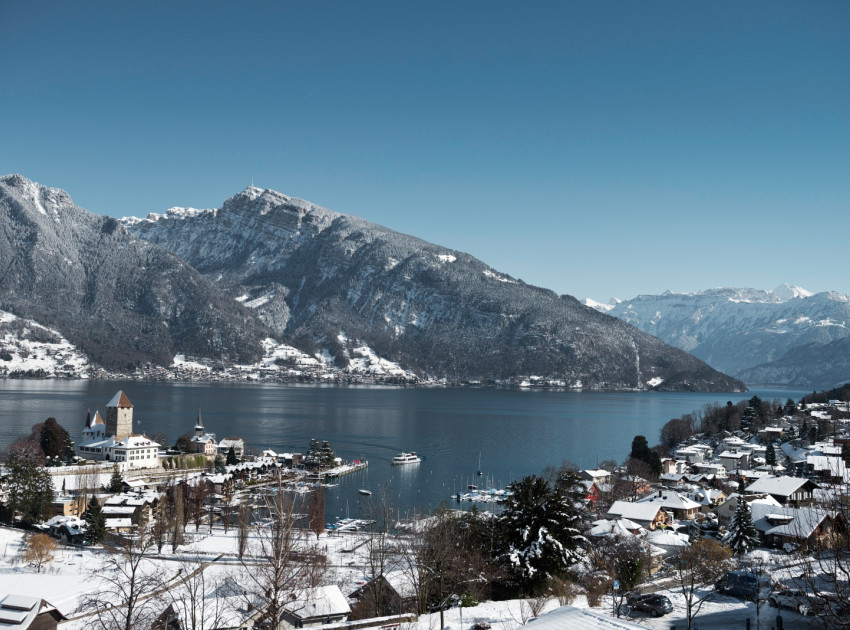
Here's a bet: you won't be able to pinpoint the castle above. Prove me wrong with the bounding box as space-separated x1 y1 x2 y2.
75 390 160 469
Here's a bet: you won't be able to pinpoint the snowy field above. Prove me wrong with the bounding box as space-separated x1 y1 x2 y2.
0 525 819 629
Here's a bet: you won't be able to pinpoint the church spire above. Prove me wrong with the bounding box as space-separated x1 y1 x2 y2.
194 407 204 437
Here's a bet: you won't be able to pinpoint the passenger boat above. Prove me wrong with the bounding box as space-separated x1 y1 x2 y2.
391 451 422 465
358 489 372 496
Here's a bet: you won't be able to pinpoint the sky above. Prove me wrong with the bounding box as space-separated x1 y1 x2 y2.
2 1 848 303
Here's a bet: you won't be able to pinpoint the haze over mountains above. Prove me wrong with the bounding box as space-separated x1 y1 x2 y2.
587 286 850 388
0 174 743 391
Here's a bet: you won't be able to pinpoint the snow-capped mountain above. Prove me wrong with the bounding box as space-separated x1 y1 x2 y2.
0 310 89 378
122 184 744 391
0 174 269 369
586 285 850 387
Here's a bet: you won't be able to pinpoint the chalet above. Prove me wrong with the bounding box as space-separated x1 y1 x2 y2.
636 490 702 522
749 503 845 551
0 595 66 629
691 462 727 477
606 501 669 530
281 585 351 628
349 572 417 617
745 475 819 507
689 487 727 513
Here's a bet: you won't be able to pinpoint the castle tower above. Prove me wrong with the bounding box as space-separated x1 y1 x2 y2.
105 390 134 440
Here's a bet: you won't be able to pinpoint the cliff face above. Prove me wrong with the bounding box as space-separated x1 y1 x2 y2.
0 175 268 369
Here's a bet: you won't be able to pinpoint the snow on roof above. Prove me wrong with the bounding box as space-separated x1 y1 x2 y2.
637 491 701 511
745 475 815 496
606 501 664 522
106 390 133 408
288 585 350 619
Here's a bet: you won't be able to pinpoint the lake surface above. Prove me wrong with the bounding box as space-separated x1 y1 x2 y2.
0 380 807 520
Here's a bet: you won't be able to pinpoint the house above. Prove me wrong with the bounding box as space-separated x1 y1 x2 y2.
715 493 782 526
526 604 648 630
281 585 350 628
692 462 727 477
580 480 600 505
218 437 245 460
745 475 819 507
606 501 669 530
689 487 727 513
0 594 65 629
749 502 845 551
718 449 751 473
349 572 417 617
580 469 612 486
636 490 701 522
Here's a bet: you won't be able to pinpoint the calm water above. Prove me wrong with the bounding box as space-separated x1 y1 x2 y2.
0 380 807 519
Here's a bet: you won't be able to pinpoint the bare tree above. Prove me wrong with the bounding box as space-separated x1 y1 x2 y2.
235 480 326 627
237 496 250 560
78 529 164 630
668 538 733 630
171 484 185 553
307 485 325 541
21 532 58 573
157 555 230 630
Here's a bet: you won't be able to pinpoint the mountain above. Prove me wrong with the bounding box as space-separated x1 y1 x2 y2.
586 285 850 387
123 185 743 391
0 174 269 369
736 336 850 389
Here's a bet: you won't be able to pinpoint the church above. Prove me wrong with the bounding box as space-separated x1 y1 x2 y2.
75 390 160 469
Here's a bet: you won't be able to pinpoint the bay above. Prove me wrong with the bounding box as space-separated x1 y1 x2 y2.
0 380 807 520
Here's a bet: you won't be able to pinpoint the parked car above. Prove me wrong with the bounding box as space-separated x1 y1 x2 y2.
715 570 773 602
627 593 673 617
769 588 826 616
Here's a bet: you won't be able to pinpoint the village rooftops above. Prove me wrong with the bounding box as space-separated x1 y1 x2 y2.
745 475 818 498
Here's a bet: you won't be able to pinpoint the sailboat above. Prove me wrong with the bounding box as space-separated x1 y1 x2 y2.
477 452 483 476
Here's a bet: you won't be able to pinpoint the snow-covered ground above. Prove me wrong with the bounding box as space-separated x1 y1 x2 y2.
0 524 817 630
0 310 89 378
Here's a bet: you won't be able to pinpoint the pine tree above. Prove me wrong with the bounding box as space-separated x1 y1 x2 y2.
765 443 777 467
226 445 238 465
108 464 124 493
84 496 107 544
728 498 759 556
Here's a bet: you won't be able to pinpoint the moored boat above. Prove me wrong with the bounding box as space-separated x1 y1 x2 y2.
359 488 372 496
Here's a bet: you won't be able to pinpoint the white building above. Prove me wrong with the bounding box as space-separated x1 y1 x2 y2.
75 391 160 470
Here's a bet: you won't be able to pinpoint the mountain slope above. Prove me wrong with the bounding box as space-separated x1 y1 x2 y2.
737 336 850 388
0 175 268 369
125 186 744 391
586 286 850 385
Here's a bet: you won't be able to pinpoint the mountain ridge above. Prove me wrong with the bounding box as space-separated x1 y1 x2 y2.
122 182 744 391
586 285 850 387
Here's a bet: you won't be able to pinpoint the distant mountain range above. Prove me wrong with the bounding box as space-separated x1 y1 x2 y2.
0 174 744 391
587 286 850 388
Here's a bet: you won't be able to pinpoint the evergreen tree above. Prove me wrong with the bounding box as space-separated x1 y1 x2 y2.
214 454 227 474
842 441 850 467
108 464 124 493
497 474 586 594
84 496 107 544
783 397 797 416
226 445 238 465
737 475 747 494
39 417 75 464
765 443 777 467
3 442 54 526
728 498 759 556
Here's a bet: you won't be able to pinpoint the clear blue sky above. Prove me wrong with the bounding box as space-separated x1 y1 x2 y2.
2 1 848 302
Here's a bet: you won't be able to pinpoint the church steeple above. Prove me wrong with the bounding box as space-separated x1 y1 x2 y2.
194 407 204 437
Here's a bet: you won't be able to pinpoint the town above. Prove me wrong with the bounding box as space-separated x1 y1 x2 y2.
0 389 848 630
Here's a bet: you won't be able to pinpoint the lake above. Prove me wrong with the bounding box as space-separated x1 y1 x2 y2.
0 380 807 520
